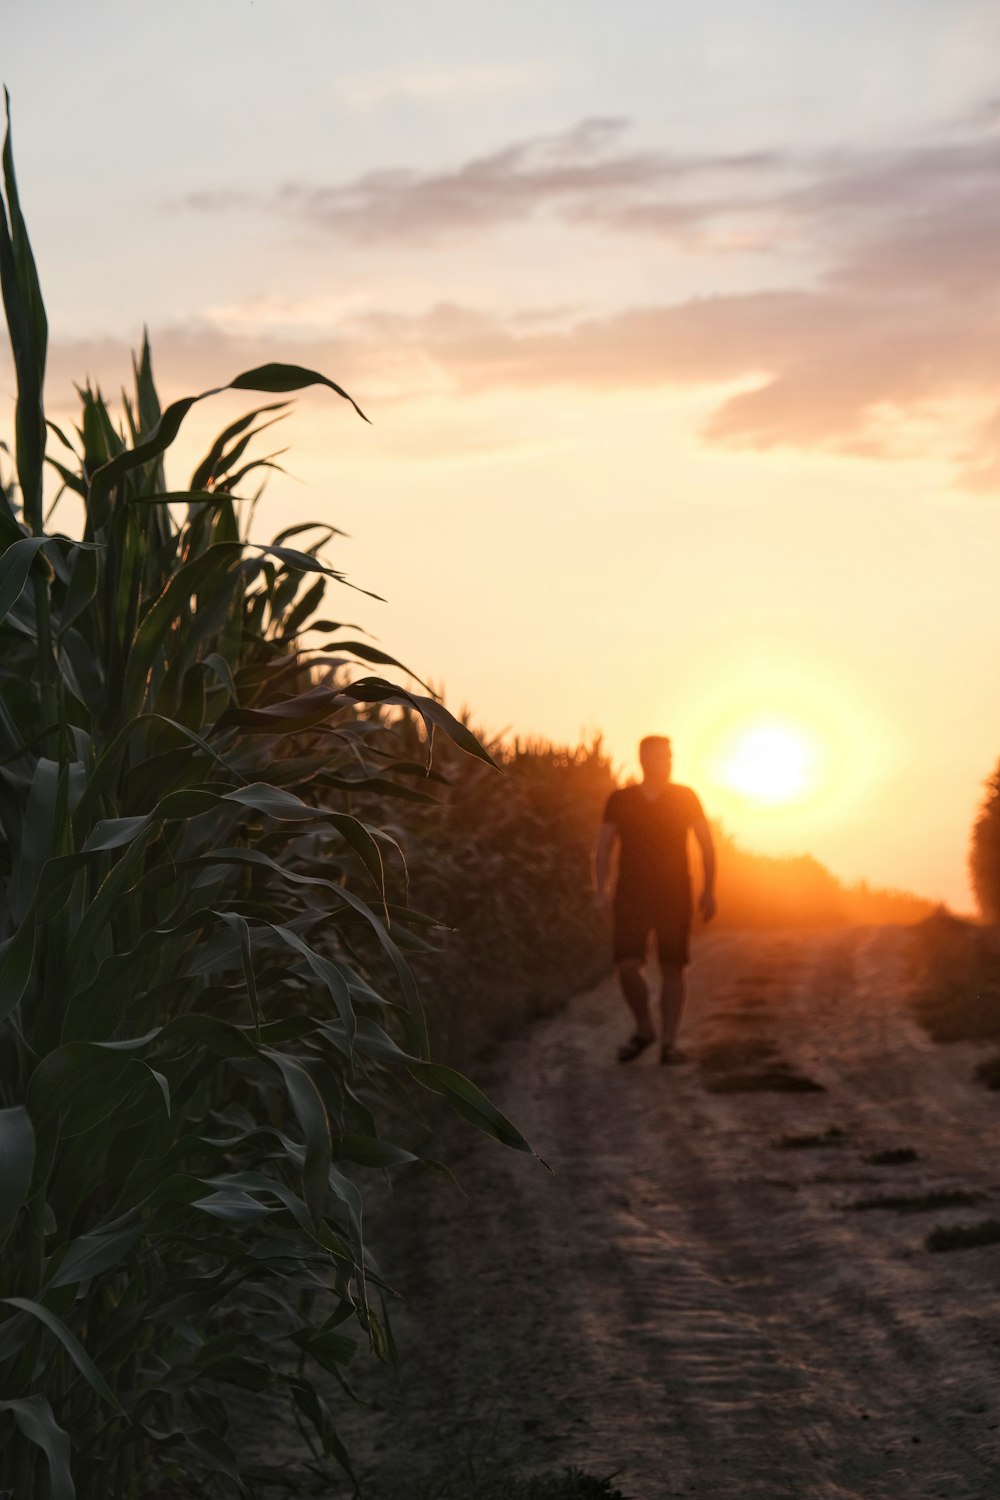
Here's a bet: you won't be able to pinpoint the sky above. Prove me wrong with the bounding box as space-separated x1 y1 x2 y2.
5 0 1000 910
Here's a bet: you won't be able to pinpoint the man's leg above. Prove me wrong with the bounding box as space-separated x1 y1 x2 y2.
659 964 686 1049
617 958 654 1040
656 905 692 1061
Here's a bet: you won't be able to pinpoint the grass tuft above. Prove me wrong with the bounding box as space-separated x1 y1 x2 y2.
974 1054 1000 1090
392 1466 631 1500
862 1147 920 1166
848 1189 986 1214
484 1472 630 1500
926 1219 1000 1252
774 1127 845 1150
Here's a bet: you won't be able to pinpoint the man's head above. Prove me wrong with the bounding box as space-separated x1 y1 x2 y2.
639 735 673 787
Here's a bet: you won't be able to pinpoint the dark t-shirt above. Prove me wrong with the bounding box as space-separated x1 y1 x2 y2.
603 782 704 905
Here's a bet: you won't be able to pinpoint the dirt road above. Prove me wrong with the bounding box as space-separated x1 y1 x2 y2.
336 926 1000 1498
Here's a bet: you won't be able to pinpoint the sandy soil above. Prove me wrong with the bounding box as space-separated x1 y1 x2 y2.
272 926 1000 1498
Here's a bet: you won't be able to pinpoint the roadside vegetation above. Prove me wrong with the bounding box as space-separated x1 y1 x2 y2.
708 835 934 928
910 910 1000 1046
970 760 1000 921
0 103 532 1499
908 760 1000 1084
386 729 616 1057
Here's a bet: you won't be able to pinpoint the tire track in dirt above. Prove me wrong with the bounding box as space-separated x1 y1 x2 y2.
320 927 1000 1498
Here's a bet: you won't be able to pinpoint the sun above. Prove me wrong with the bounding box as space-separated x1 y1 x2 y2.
717 720 817 807
672 652 889 847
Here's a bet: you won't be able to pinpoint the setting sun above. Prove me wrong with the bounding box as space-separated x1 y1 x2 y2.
718 722 815 806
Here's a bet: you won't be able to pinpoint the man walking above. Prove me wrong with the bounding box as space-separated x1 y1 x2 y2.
593 736 716 1064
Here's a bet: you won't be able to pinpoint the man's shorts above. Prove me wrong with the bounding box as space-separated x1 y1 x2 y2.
613 892 692 967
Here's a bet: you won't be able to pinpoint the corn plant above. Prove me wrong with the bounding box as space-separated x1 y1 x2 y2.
0 97 528 1500
373 723 617 1056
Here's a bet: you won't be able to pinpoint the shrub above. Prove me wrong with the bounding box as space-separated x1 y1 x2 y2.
910 910 1000 1043
970 761 1000 921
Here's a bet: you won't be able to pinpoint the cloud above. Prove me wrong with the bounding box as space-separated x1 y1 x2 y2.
26 275 996 483
347 289 1000 463
180 114 999 261
22 108 1000 485
180 117 790 247
956 407 1000 492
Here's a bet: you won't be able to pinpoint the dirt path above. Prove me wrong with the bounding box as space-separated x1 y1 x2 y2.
332 926 1000 1498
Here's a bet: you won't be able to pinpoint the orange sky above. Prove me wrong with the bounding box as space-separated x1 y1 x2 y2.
6 1 1000 911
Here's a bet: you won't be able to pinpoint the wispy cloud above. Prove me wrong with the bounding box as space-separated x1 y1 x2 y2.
178 112 1000 285
180 117 790 247
29 273 999 485
40 111 1000 485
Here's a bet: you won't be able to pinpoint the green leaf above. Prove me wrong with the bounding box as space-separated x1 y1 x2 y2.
0 913 37 1023
10 755 61 921
0 535 100 627
215 683 345 733
45 1223 143 1290
194 1352 272 1392
28 1044 144 1140
3 1297 125 1413
216 912 260 1036
335 1135 418 1170
192 1188 276 1223
45 454 86 497
0 1105 35 1247
311 637 431 690
0 91 48 532
229 362 369 422
289 1378 356 1480
189 400 288 490
181 1428 245 1490
280 574 325 638
417 1063 533 1154
291 1325 357 1372
320 675 497 768
264 1049 332 1228
88 363 368 520
0 1396 75 1500
120 541 243 712
0 535 49 623
129 489 254 506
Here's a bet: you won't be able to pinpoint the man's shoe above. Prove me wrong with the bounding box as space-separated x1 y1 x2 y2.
617 1034 654 1063
659 1044 688 1065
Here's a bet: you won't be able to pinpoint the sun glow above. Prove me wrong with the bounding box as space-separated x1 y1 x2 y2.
653 645 897 871
716 721 816 806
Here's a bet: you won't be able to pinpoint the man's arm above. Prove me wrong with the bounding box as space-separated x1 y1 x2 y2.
592 821 618 917
692 815 717 922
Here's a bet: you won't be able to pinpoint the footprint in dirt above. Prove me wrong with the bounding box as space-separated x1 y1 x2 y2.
773 1126 847 1151
862 1147 920 1166
926 1218 1000 1251
697 1038 826 1094
846 1188 987 1215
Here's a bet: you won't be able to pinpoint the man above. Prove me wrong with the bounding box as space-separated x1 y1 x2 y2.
593 736 716 1065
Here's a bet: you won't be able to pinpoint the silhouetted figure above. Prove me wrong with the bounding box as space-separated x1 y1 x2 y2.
593 736 716 1064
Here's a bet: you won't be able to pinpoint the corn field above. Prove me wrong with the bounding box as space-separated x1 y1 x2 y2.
0 98 530 1499
393 729 617 1056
